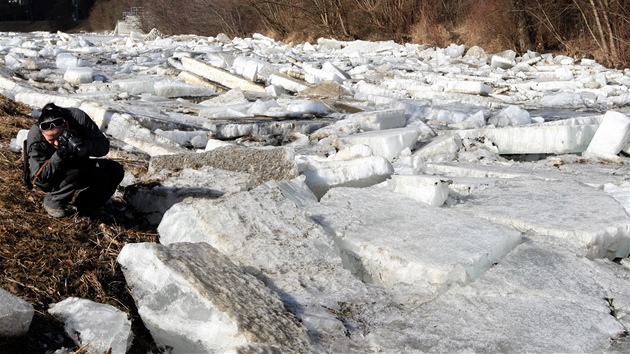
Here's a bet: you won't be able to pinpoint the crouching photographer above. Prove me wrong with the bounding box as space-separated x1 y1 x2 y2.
25 102 124 220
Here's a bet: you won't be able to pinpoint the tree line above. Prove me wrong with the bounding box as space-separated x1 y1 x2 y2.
84 0 630 68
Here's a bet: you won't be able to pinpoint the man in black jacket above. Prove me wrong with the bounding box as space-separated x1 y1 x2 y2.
25 102 124 219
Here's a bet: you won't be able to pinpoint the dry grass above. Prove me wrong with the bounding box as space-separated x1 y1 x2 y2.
0 95 160 353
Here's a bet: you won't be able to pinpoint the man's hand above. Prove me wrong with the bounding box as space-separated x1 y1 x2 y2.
56 145 73 159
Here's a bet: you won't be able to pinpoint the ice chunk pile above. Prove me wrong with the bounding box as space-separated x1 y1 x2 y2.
3 29 630 353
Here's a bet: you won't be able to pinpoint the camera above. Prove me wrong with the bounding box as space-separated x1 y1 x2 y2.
58 130 87 157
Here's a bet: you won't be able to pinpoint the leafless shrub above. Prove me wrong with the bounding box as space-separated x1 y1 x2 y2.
408 0 462 46
137 0 261 37
454 0 519 53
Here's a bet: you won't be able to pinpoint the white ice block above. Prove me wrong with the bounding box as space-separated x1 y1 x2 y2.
487 105 531 127
286 101 328 116
14 92 83 111
386 174 450 206
181 56 266 93
345 108 406 131
341 127 420 161
394 242 629 353
63 67 93 85
490 50 516 69
444 81 492 96
455 124 599 154
322 61 351 80
269 73 311 93
79 101 115 129
114 77 157 95
0 288 33 337
300 155 394 199
585 111 630 158
154 79 215 98
303 63 343 84
48 298 133 354
177 71 223 91
8 129 28 152
56 52 92 69
232 56 277 82
449 110 486 129
413 134 462 162
125 167 251 225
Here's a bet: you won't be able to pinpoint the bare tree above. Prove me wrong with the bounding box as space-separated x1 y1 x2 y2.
528 0 629 66
139 0 259 37
513 0 534 52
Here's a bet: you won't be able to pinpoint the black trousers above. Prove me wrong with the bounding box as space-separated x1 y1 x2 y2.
38 158 124 213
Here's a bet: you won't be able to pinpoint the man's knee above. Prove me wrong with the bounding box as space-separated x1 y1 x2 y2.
34 180 52 192
99 159 124 185
110 160 124 184
35 167 82 192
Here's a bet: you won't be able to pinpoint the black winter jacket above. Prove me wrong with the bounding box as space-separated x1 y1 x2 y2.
26 107 110 186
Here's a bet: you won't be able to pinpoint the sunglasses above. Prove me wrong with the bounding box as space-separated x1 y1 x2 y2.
39 118 65 130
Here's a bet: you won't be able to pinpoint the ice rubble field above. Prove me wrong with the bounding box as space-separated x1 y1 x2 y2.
2 29 630 353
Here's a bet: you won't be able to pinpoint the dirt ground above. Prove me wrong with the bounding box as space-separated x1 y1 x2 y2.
0 95 160 353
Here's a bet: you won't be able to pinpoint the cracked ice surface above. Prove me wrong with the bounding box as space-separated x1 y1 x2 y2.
306 186 523 289
451 177 630 259
365 242 630 353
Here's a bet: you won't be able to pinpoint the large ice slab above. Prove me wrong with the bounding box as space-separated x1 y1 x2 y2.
269 73 312 93
117 242 311 353
345 108 406 131
114 77 157 95
14 91 83 111
444 80 492 95
148 145 298 186
298 153 394 199
452 177 630 258
180 56 266 93
48 297 133 354
157 183 389 351
413 134 462 162
154 78 216 98
384 174 450 206
232 55 278 82
0 288 33 337
455 123 599 154
124 166 253 225
339 127 419 161
306 187 523 289
585 110 630 158
366 242 629 352
105 112 188 156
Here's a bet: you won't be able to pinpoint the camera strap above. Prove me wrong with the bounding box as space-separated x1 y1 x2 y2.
22 140 33 190
31 159 51 188
23 140 59 189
